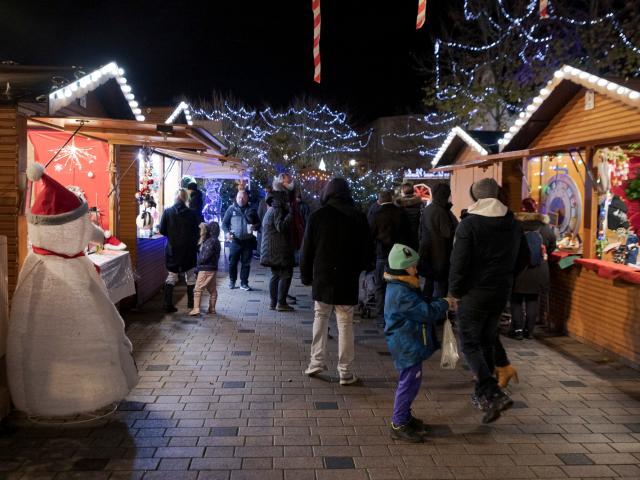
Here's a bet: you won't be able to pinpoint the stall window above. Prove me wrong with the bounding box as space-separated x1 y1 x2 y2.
136 152 163 238
595 146 639 266
163 157 182 213
527 153 586 252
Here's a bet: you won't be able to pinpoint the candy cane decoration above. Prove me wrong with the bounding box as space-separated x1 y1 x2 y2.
312 0 321 83
539 0 549 19
416 0 426 29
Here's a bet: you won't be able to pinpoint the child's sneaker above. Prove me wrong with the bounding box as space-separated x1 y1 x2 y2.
408 415 428 434
304 364 327 376
390 422 423 443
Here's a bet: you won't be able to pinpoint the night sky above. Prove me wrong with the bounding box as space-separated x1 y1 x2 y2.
0 0 445 123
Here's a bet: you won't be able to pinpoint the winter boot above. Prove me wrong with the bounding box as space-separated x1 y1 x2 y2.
163 284 177 313
495 364 520 389
481 390 513 424
187 285 195 309
189 291 202 316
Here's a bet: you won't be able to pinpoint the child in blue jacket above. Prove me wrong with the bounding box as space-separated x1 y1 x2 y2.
384 243 448 443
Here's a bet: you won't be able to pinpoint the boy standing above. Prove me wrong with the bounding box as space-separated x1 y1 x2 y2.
384 244 449 442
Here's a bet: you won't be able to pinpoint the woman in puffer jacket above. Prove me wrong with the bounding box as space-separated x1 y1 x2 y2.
510 198 556 340
260 176 295 311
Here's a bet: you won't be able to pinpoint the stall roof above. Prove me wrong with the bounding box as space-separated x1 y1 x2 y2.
431 127 502 168
28 116 221 150
154 148 249 180
499 65 640 151
0 62 143 120
163 102 227 152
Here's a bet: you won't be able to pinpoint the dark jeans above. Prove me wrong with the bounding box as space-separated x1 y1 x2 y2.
374 259 387 321
423 277 448 301
494 334 509 368
392 362 422 426
269 266 293 306
511 293 539 335
228 240 253 285
457 292 507 398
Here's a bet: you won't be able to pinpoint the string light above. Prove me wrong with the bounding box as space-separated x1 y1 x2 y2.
498 64 640 149
49 61 145 121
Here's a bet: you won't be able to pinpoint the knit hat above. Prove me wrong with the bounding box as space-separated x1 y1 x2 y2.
26 163 88 225
470 178 500 201
388 244 419 270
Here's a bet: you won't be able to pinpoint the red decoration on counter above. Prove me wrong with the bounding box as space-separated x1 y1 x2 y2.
574 258 640 285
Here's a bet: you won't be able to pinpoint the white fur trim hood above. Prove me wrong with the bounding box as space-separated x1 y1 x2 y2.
466 198 508 218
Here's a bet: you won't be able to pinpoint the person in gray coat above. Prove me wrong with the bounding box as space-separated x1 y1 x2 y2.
260 178 295 311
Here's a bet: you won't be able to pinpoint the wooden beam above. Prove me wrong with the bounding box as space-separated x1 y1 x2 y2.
582 147 597 259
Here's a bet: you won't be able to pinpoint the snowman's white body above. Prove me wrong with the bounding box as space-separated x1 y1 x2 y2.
6 214 138 416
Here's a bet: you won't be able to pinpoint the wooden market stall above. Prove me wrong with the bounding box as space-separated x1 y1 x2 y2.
432 65 640 367
429 127 522 217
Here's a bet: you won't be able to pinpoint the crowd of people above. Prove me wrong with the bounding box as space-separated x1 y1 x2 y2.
158 174 556 442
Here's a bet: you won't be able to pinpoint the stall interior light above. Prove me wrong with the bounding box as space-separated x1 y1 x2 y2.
165 101 193 126
49 61 145 121
431 126 489 167
498 65 640 151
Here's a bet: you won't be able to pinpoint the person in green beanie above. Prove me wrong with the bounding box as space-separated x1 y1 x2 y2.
383 243 449 443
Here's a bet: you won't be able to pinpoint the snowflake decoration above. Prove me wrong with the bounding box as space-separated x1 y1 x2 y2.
49 138 96 172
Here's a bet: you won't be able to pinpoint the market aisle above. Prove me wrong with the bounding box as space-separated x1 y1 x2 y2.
2 260 640 480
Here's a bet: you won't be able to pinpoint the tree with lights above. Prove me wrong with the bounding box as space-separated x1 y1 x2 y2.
423 0 640 130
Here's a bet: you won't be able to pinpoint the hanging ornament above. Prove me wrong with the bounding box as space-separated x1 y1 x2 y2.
539 0 549 19
87 171 95 178
416 0 427 29
312 0 321 83
49 137 96 172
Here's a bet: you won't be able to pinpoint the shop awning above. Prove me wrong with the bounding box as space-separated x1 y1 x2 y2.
28 116 220 150
154 148 249 180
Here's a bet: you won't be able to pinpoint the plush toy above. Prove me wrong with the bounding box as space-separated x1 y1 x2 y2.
6 163 138 416
103 230 127 251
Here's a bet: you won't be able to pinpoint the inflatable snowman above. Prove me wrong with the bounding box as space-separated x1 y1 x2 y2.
6 163 138 416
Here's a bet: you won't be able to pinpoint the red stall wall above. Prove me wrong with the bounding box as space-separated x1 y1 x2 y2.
28 131 111 230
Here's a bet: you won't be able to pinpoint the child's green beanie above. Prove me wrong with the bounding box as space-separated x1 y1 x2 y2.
388 244 419 270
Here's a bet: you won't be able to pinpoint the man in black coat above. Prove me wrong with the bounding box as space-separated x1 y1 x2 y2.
187 182 204 223
301 178 373 385
419 183 458 301
394 182 422 250
159 189 200 313
449 178 528 423
369 190 412 325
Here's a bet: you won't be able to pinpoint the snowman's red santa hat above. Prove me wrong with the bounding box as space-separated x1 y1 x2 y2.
26 163 88 225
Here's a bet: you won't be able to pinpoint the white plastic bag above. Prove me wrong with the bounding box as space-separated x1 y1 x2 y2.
440 316 459 369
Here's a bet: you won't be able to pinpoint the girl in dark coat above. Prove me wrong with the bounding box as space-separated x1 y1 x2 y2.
510 198 557 339
260 185 295 311
189 222 221 316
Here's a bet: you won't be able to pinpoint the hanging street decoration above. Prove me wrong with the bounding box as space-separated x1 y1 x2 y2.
416 0 427 29
312 0 321 83
539 0 549 19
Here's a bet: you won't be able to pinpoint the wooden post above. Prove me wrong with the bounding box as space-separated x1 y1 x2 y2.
582 147 597 259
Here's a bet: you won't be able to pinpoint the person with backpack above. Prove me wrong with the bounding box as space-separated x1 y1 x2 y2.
449 178 529 423
509 198 556 340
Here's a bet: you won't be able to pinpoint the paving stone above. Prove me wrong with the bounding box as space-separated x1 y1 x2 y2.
560 381 586 387
146 365 170 371
221 382 246 388
324 456 355 469
314 402 338 410
71 458 110 471
557 453 594 465
210 427 238 437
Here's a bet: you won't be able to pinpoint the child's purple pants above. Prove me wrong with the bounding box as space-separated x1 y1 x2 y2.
392 362 423 426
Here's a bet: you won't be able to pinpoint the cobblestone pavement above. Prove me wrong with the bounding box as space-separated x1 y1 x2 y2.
2 261 640 480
